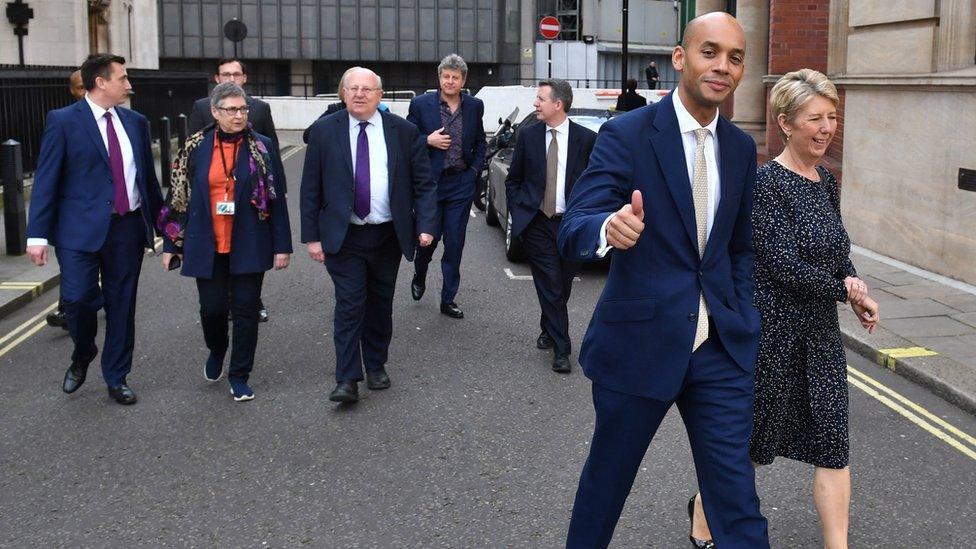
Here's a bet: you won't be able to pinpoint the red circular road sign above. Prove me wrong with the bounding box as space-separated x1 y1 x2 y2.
539 16 561 40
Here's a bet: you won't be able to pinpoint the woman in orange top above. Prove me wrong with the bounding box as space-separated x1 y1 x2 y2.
159 82 292 402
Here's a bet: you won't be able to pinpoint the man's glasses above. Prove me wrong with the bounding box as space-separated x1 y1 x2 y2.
218 72 245 79
344 86 380 95
216 106 249 116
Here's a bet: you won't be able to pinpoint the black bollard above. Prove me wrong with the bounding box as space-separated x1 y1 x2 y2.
176 113 188 149
1 140 27 256
159 116 172 188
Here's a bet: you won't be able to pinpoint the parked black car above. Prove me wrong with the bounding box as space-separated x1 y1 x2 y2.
484 108 612 261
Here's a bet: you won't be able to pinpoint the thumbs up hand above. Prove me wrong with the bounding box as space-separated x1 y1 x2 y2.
606 190 645 250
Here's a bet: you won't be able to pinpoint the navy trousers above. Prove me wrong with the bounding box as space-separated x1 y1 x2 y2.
414 170 474 304
55 211 145 388
520 212 580 356
566 326 769 548
196 253 265 383
325 222 401 383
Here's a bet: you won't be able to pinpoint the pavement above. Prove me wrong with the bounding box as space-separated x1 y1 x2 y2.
0 143 973 546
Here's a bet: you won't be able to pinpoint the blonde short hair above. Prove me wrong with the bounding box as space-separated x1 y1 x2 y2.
768 69 838 144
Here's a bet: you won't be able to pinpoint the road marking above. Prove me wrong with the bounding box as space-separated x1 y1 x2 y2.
878 346 939 358
504 268 581 282
0 301 59 350
0 320 47 360
280 144 305 162
470 208 477 218
847 365 976 461
0 281 44 297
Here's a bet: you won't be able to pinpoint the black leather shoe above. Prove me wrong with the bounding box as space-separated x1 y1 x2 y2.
536 331 554 350
552 353 571 373
440 302 464 319
329 381 359 403
366 369 391 390
688 495 715 548
62 360 91 394
107 384 137 405
411 273 426 301
46 310 68 330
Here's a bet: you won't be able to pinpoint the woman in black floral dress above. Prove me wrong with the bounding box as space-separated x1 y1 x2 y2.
688 70 879 549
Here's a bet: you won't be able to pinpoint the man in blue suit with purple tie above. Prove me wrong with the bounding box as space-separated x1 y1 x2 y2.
559 13 769 547
26 54 163 405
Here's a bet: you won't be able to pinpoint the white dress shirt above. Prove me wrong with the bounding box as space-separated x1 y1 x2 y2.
597 88 722 256
545 117 571 214
27 95 140 247
348 110 392 225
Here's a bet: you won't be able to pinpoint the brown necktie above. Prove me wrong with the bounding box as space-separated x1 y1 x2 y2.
692 127 710 351
542 128 558 218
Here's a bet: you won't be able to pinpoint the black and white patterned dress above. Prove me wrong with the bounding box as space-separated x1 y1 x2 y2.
748 160 857 470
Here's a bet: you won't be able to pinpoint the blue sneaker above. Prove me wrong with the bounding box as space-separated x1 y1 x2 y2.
204 351 225 382
229 378 254 402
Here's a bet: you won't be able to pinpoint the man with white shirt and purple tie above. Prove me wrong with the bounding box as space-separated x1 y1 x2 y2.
300 67 437 404
26 53 163 405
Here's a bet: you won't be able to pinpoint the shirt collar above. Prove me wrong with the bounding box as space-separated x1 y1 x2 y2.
672 88 719 137
547 116 570 134
349 109 383 130
85 93 118 121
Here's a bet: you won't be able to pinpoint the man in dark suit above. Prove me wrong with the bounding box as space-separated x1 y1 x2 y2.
301 67 437 404
645 59 660 89
188 57 280 322
505 79 596 373
26 53 163 405
559 13 769 547
614 78 648 113
407 54 486 319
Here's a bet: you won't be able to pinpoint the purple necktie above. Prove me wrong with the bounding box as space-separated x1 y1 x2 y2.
104 112 129 216
354 121 371 219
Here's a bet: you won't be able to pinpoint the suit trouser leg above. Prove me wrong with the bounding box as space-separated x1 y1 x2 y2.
521 214 578 356
676 333 769 548
94 213 144 387
326 232 369 384
413 201 443 281
360 225 401 372
566 382 672 548
197 254 264 382
439 192 473 304
55 247 102 365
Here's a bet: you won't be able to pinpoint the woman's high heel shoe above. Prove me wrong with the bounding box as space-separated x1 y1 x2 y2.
687 495 716 549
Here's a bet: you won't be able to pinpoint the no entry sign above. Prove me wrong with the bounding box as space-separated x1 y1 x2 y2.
539 16 561 40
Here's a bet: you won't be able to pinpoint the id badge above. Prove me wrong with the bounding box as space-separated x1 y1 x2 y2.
216 201 236 216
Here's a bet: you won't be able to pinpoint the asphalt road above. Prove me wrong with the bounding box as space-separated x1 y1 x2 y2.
1 145 974 548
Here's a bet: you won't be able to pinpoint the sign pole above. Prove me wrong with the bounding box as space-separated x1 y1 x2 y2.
548 41 552 78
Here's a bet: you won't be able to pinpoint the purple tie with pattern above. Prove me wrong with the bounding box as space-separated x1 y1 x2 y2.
104 112 129 216
354 121 371 219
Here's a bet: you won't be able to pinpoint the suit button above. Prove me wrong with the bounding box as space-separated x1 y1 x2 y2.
688 312 698 322
107 200 112 205
698 271 703 277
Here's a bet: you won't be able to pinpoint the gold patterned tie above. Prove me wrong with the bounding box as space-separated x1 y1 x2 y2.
692 128 710 352
542 128 558 218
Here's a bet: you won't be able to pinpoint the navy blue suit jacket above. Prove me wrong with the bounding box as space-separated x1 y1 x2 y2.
557 93 760 400
406 91 487 184
299 110 437 260
163 130 293 278
504 120 597 238
27 100 163 251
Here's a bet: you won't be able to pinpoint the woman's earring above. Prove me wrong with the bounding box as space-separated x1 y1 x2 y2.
785 133 791 142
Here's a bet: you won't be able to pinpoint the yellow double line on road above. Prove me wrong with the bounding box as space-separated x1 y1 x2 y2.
847 365 976 461
0 301 58 360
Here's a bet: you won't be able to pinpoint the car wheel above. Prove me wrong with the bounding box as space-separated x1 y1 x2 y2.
485 183 500 227
505 211 525 262
473 171 488 212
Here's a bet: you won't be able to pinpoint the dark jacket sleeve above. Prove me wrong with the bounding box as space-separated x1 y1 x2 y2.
729 146 758 321
470 99 487 173
504 125 527 211
266 139 293 254
255 100 279 151
299 123 324 243
409 128 437 236
140 114 165 234
26 110 66 242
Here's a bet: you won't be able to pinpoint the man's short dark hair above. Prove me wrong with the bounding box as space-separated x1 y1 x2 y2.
80 53 126 91
538 78 573 112
215 57 247 75
626 78 638 92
